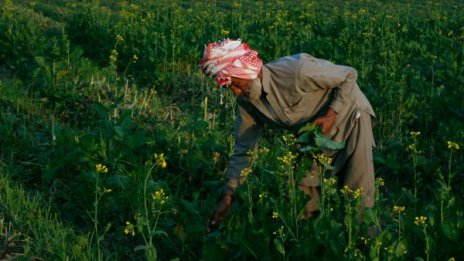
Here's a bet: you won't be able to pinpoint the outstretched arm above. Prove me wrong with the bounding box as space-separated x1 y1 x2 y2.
208 105 262 231
224 105 262 191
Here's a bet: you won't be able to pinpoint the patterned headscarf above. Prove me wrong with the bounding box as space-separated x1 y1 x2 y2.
199 39 263 87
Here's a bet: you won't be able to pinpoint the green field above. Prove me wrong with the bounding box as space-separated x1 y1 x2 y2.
0 0 463 260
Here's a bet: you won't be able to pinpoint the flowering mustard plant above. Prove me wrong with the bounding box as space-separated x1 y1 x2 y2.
447 141 460 150
414 216 428 226
393 205 406 214
124 221 135 236
240 168 252 178
152 188 168 205
154 153 167 168
95 163 109 174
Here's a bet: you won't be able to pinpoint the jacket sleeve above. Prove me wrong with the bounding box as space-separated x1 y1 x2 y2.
225 104 262 191
300 57 358 114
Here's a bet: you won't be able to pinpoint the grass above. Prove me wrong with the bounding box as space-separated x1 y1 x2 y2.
0 162 93 260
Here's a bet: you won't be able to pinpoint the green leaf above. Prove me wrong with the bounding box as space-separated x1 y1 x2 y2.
441 221 459 241
125 131 146 148
298 123 318 134
179 199 200 216
318 159 335 170
42 169 57 181
56 69 68 81
134 245 147 252
296 132 310 144
314 132 345 150
299 145 315 153
394 240 407 257
94 102 109 117
34 56 47 67
151 230 168 237
114 126 124 140
273 238 285 256
108 174 131 189
447 196 456 208
119 109 132 129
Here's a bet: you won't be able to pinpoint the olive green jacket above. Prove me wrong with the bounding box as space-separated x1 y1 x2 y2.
225 53 375 189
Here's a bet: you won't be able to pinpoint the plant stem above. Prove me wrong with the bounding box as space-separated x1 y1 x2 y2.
448 151 453 191
289 168 299 238
424 227 430 261
143 165 156 259
94 176 102 261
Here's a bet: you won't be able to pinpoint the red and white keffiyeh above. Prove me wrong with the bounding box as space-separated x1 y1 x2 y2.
199 39 263 87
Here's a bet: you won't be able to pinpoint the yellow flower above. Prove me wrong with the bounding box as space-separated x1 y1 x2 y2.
258 193 268 204
376 177 385 187
272 211 279 219
410 131 421 137
259 147 270 155
393 205 405 214
152 188 168 205
277 152 297 166
414 216 428 226
124 221 135 236
154 153 167 168
447 141 460 150
360 236 369 245
116 34 124 42
341 185 353 195
109 49 118 63
96 163 109 174
282 134 296 145
323 177 337 186
316 154 333 165
407 144 421 153
353 188 363 200
340 186 363 200
213 152 220 162
240 168 252 178
221 29 230 36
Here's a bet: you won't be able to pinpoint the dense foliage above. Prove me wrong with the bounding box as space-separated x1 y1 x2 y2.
0 0 463 260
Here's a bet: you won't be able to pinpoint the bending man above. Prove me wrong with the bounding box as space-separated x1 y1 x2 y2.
199 39 376 231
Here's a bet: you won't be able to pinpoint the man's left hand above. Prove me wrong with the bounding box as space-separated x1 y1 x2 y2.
207 191 234 232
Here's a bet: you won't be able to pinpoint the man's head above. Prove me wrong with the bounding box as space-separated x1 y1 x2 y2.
199 39 263 96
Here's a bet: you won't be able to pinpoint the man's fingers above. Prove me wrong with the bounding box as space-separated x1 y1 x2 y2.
210 212 218 224
209 204 223 224
315 117 332 135
323 127 330 135
207 193 234 232
207 209 220 232
314 118 326 131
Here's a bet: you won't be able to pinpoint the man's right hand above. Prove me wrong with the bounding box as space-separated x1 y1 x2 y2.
314 107 337 135
207 191 234 232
